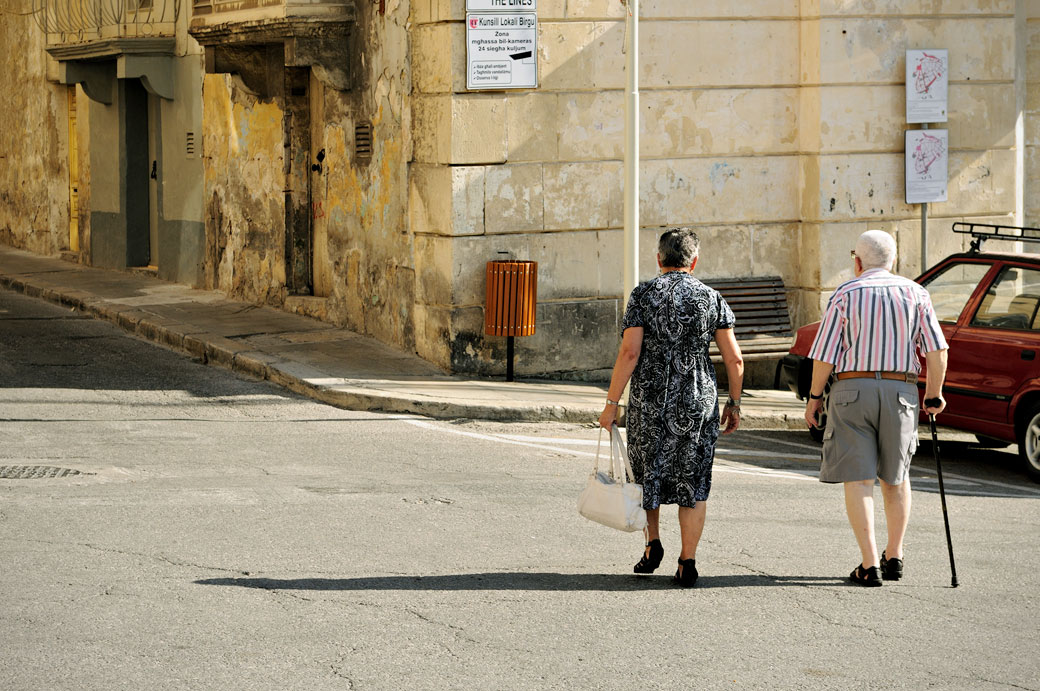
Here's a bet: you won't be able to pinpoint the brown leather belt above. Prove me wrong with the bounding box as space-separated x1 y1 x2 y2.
835 370 918 383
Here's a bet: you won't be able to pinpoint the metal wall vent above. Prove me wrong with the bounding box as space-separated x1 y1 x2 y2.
186 131 196 158
0 465 90 479
355 122 373 161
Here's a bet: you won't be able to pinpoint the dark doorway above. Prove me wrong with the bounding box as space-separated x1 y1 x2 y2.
124 79 152 268
284 67 312 295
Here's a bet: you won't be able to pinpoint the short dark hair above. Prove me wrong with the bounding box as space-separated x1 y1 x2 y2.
658 227 700 268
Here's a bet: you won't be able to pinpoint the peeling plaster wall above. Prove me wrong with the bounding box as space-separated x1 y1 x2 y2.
203 73 288 303
319 0 416 351
411 1 1026 380
0 8 69 255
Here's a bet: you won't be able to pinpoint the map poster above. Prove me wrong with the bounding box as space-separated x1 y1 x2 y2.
467 13 538 90
906 129 949 204
906 49 948 123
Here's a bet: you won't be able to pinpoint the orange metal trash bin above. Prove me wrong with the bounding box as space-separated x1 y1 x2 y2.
485 260 537 380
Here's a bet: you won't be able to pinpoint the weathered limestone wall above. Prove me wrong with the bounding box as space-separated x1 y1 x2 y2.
0 7 69 256
802 1 1019 320
201 3 416 349
412 1 1026 379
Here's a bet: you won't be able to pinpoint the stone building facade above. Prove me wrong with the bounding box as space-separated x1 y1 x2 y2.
2 0 1039 382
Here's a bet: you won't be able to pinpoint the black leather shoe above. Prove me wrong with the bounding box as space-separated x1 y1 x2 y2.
849 564 882 587
674 558 698 587
634 539 663 574
881 550 903 581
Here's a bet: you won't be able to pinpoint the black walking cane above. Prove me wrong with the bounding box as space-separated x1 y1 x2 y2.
924 398 959 588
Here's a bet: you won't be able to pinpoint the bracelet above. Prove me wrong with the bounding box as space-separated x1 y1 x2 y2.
726 396 740 407
809 392 823 400
605 398 620 406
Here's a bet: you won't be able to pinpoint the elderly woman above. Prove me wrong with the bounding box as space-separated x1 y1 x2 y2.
599 227 744 587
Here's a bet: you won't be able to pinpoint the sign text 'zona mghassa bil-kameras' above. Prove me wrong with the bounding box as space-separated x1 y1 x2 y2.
466 13 538 90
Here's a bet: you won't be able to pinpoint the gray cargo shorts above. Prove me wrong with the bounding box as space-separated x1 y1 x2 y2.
820 377 919 485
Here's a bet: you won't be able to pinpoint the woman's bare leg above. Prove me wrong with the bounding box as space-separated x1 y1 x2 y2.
643 508 661 558
678 502 707 561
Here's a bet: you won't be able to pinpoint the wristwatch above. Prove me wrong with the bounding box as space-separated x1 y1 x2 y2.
605 398 620 406
725 396 740 408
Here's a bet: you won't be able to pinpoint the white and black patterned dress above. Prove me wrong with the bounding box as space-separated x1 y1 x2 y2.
622 272 736 509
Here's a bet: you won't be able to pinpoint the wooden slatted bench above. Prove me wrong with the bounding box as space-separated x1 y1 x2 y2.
703 276 793 364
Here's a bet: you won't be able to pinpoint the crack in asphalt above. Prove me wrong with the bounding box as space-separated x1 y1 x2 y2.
13 538 251 576
328 659 358 688
944 673 1038 691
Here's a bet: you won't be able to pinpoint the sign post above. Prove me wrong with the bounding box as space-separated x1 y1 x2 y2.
905 49 948 274
623 0 638 308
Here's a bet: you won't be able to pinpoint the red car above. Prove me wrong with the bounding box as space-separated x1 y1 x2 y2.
780 223 1040 482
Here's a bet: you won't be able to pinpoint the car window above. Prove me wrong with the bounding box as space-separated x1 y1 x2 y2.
970 266 1040 331
921 262 992 323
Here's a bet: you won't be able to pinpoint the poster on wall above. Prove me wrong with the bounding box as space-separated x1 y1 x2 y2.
905 129 948 204
466 13 538 90
906 49 948 123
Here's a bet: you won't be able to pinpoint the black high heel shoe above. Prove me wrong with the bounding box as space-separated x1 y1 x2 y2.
674 557 698 587
633 539 664 574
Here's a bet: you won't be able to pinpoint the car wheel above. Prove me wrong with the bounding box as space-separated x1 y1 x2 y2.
973 434 1011 449
1017 404 1040 483
808 379 832 443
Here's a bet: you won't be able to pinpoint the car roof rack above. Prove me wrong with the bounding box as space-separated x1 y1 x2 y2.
952 222 1040 253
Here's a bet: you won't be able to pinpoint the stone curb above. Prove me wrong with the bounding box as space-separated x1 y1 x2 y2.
0 269 806 427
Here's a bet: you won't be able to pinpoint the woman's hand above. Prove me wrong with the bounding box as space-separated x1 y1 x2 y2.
599 404 619 430
721 404 740 434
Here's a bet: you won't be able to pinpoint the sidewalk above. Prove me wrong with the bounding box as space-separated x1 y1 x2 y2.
0 246 806 427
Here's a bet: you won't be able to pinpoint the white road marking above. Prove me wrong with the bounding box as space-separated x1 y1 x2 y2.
498 434 600 446
914 472 1040 496
405 419 1040 498
404 419 600 458
717 448 820 461
714 461 816 482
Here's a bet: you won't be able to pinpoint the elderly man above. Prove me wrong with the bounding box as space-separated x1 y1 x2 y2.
804 230 949 587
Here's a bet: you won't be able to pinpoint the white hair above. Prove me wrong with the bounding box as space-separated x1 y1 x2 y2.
855 230 897 270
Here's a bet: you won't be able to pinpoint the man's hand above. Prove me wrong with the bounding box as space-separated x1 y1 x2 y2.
804 397 824 430
923 394 946 416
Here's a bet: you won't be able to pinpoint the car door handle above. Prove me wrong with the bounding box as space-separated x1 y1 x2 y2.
1023 350 1036 361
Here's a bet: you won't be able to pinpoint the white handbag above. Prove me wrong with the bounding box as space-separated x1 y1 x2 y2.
577 425 647 532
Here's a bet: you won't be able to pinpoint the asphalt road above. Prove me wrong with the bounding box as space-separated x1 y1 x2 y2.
1 289 1038 690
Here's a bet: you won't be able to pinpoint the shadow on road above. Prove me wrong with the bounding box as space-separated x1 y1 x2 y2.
195 573 844 591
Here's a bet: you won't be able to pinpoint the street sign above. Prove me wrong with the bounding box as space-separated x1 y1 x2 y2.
467 0 536 9
906 49 948 123
906 129 948 204
466 13 538 90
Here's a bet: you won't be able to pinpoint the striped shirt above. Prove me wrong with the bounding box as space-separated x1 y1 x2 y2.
808 268 948 373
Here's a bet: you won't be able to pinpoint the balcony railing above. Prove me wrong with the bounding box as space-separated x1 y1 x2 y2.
32 0 179 46
191 0 281 17
190 0 354 22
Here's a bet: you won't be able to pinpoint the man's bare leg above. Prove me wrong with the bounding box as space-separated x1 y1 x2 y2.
844 479 879 568
880 477 911 560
